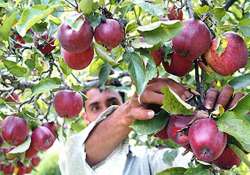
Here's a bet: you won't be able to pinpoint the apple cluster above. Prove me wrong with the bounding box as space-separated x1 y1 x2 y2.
58 14 124 70
0 114 57 175
150 10 248 77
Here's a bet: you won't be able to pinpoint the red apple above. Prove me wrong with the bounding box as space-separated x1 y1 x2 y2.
62 46 94 70
54 90 83 118
213 147 241 170
36 33 56 55
1 116 29 146
2 164 14 175
31 156 41 167
167 115 193 146
25 146 38 159
31 126 55 151
188 118 227 162
94 19 124 50
0 135 3 146
25 166 33 173
58 15 93 53
42 121 58 137
14 34 25 48
205 32 248 76
150 47 164 66
172 19 211 61
167 5 183 20
155 125 168 140
162 52 193 77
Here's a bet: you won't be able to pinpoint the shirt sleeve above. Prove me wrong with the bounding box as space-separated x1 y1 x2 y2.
147 147 193 174
59 105 129 175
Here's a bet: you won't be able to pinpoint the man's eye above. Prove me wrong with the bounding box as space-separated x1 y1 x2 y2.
91 106 99 112
108 101 118 106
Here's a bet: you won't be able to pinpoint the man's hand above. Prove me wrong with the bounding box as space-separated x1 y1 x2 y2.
203 85 245 111
139 78 193 105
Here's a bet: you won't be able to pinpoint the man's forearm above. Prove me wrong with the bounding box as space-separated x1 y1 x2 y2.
85 103 134 166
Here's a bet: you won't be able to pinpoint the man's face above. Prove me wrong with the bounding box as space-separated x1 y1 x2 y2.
84 88 123 123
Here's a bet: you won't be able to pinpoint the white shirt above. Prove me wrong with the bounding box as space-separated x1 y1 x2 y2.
59 106 193 175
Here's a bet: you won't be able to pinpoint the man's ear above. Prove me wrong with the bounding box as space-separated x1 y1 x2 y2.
82 112 90 125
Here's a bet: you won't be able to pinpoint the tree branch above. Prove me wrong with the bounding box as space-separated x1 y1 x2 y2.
224 0 237 10
186 0 195 18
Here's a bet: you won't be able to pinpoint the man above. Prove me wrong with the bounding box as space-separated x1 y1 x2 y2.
59 78 242 175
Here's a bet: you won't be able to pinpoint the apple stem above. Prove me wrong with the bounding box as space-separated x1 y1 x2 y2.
194 60 203 108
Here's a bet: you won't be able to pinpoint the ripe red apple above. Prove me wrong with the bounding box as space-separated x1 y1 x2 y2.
25 166 33 173
54 90 83 118
188 118 227 162
155 125 168 140
213 147 241 170
167 5 183 20
36 33 56 55
42 121 58 137
162 52 193 77
94 19 124 50
62 46 94 70
2 164 14 175
149 47 164 66
205 32 248 76
31 156 41 167
172 19 211 61
31 126 55 151
25 146 38 159
17 162 26 175
14 33 25 48
58 15 93 53
5 92 19 103
167 115 193 146
1 116 29 146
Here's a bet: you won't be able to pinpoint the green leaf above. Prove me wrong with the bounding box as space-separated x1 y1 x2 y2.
9 137 31 154
143 54 157 81
216 37 228 56
59 58 71 76
217 111 250 152
133 0 164 17
162 87 194 115
141 22 182 45
229 73 250 89
137 20 182 32
157 167 186 175
32 77 61 95
162 149 178 166
131 110 169 135
65 13 84 32
184 165 212 175
239 18 250 37
94 44 117 66
0 11 18 41
233 94 250 115
16 5 59 36
88 58 105 76
123 51 146 94
79 0 93 15
3 60 28 77
99 62 112 87
131 37 154 49
211 7 226 20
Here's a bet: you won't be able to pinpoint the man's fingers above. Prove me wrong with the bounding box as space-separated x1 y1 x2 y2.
140 91 164 105
166 79 193 101
215 85 234 109
227 92 245 109
203 88 219 110
131 107 155 120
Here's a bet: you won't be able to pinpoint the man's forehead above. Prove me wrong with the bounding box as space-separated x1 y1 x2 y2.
85 88 121 102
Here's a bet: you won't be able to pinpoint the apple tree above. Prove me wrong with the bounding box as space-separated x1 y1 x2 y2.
0 0 250 174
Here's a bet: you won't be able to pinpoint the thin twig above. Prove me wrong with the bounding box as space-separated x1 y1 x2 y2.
65 0 77 9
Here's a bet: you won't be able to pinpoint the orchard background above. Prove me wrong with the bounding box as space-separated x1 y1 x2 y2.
0 0 250 174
